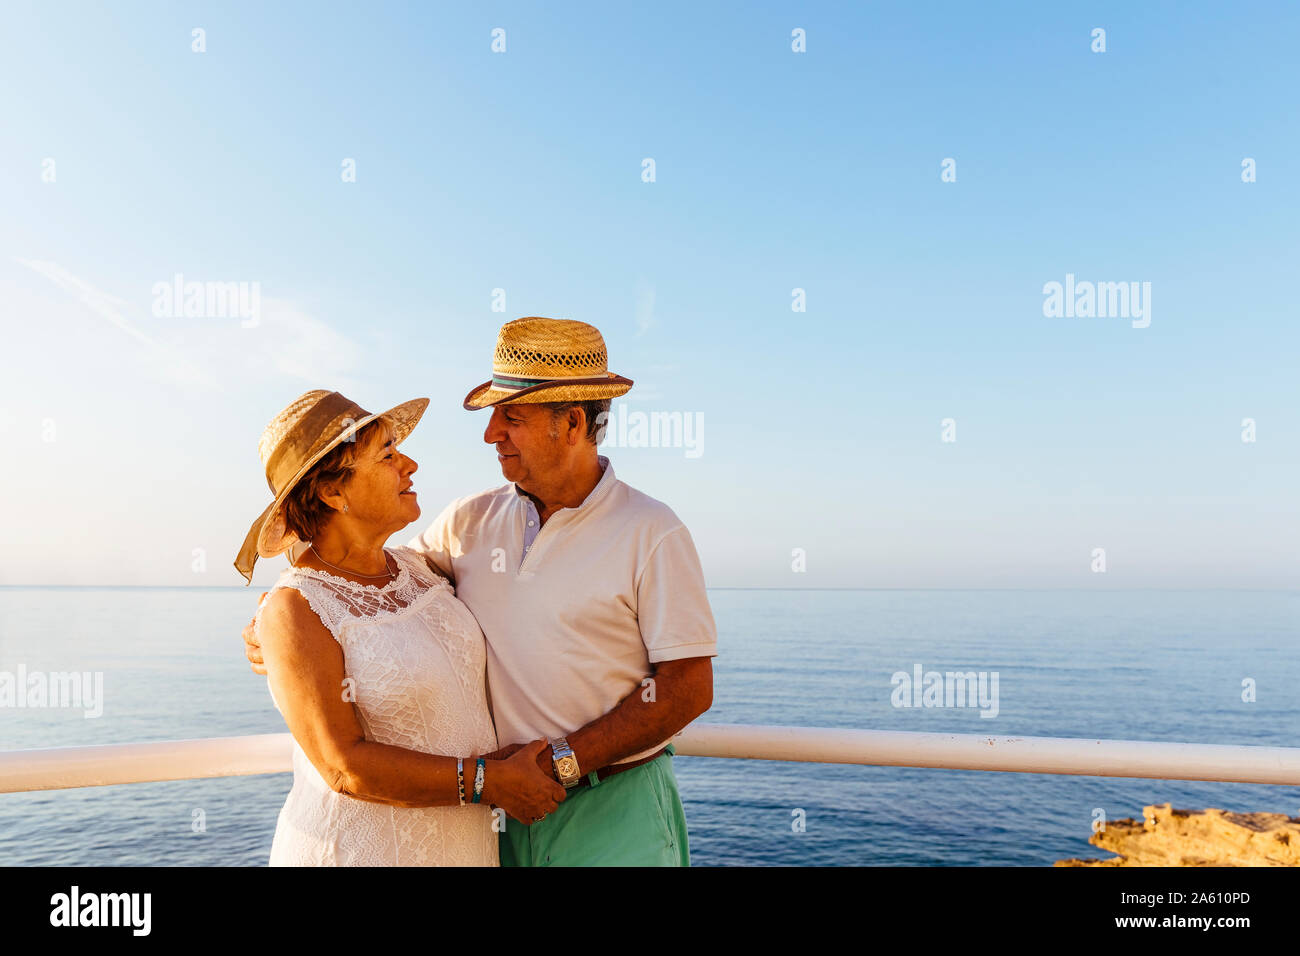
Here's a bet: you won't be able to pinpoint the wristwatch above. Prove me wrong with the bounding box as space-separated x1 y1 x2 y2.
550 736 582 788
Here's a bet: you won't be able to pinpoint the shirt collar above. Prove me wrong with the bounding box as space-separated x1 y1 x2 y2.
513 455 615 513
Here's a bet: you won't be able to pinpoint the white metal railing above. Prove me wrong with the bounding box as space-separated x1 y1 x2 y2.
3 724 1300 794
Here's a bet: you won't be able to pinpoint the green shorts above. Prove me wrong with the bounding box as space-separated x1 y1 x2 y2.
499 745 689 867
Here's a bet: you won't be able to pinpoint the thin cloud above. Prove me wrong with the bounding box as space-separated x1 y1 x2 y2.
248 298 363 392
14 259 363 393
16 258 158 349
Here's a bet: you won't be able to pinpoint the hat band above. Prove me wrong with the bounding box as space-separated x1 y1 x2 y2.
491 371 604 392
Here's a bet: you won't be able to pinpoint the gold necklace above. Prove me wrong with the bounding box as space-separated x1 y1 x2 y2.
308 545 395 580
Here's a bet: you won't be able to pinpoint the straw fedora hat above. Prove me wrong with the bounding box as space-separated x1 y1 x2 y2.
462 317 633 410
234 390 429 583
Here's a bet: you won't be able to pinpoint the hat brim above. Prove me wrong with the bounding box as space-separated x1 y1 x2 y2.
463 373 633 410
234 396 429 583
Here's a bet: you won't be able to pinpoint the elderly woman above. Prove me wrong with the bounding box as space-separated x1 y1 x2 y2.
234 390 564 866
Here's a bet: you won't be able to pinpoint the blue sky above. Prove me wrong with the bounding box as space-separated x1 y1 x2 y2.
1 1 1296 588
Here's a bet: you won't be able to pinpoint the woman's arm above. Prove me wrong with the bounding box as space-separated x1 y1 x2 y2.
258 588 564 819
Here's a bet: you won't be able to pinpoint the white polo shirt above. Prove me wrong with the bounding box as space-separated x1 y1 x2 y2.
407 456 717 764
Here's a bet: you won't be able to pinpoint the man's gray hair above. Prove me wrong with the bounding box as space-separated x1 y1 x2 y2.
543 398 611 444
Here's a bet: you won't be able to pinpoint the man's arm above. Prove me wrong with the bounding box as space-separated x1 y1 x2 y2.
527 522 719 775
572 656 712 769
405 497 460 583
244 592 270 675
513 656 712 774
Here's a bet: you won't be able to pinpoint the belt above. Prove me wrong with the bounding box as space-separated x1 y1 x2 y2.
572 747 668 788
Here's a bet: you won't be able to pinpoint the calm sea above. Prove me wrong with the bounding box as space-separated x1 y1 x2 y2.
1 587 1296 866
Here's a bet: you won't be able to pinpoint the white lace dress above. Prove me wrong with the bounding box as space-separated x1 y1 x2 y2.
258 545 499 866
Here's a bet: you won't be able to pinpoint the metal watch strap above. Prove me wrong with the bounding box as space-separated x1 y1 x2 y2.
550 736 581 788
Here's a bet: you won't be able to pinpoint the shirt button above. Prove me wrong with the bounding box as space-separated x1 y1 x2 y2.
527 520 535 527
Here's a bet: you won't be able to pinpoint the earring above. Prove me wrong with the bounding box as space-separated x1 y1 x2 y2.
343 504 350 514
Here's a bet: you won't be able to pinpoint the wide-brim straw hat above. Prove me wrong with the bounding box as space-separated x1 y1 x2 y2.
463 316 633 410
234 390 429 583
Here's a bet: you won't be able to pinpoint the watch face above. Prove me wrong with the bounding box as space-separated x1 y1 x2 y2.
557 756 578 778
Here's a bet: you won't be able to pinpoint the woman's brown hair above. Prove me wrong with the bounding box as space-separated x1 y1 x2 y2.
282 418 389 543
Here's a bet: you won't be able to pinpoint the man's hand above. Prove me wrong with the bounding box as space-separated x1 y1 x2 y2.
483 741 557 780
534 742 554 778
243 593 269 675
485 740 566 823
482 742 526 761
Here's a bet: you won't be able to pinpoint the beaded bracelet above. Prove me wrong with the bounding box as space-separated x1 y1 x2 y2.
471 757 486 804
456 757 466 806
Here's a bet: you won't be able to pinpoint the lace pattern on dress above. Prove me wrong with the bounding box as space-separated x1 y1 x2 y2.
270 546 452 638
259 545 498 867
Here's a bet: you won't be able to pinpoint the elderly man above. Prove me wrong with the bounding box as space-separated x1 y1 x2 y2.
244 317 717 866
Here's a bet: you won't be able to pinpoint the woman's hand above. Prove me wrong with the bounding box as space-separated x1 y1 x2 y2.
483 739 567 823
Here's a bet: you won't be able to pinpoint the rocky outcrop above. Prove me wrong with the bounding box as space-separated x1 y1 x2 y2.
1056 802 1300 866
